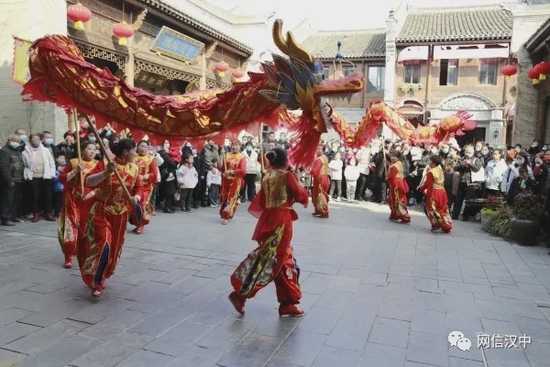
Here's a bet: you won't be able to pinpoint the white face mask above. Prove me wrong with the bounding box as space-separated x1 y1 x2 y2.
9 141 20 149
19 135 28 143
44 137 54 145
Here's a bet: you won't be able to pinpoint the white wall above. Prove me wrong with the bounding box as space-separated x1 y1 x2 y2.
0 0 68 143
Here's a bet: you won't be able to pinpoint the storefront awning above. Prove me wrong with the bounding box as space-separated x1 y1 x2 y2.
433 44 509 60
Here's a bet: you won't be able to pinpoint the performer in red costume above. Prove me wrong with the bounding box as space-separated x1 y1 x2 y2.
386 152 410 223
310 147 330 218
229 148 308 317
132 140 158 234
219 141 246 224
419 155 453 233
58 141 99 269
78 139 139 297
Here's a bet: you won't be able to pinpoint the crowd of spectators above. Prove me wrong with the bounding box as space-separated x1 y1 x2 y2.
1 125 548 230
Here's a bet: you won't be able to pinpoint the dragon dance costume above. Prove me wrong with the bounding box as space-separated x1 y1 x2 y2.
420 165 453 233
78 159 138 292
229 168 308 316
311 154 330 218
387 160 410 223
220 152 246 222
132 154 158 234
58 158 98 267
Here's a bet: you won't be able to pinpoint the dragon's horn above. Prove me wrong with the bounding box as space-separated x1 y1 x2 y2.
272 19 313 65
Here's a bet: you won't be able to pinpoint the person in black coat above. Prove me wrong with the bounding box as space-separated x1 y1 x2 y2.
0 135 25 225
158 142 179 213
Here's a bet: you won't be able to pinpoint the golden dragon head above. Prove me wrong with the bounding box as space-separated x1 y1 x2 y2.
261 19 364 132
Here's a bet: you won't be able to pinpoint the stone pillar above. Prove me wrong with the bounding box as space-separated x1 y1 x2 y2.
0 0 68 142
512 47 538 146
383 10 398 108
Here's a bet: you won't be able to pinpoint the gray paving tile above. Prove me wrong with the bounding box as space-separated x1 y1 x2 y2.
116 350 175 367
360 342 406 367
405 331 448 367
18 334 99 367
0 322 42 346
368 317 410 348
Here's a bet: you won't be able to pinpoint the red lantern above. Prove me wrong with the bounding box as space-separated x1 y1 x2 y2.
501 64 517 77
212 61 229 77
537 61 550 81
67 3 91 31
528 67 540 85
113 22 134 46
231 68 243 79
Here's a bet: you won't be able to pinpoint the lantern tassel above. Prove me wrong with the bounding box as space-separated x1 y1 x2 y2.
74 20 85 31
539 74 547 81
532 79 540 85
118 37 128 46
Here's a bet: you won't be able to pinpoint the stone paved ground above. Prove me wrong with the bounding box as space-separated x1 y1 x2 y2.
1 201 550 367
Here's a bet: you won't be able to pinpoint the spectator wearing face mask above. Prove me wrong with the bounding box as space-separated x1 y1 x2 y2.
485 149 508 196
240 142 260 202
503 153 534 194
328 152 343 201
355 145 371 201
344 157 360 202
41 131 58 158
0 135 25 226
22 133 56 222
452 144 484 220
56 131 76 160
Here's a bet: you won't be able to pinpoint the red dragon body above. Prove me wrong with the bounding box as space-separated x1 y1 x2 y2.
22 20 475 166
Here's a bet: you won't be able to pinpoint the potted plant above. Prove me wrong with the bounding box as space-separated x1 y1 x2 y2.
510 193 543 246
485 206 512 238
480 207 497 230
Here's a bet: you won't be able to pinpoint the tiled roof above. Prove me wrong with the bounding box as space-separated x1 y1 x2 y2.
302 29 386 59
136 0 253 56
396 6 512 44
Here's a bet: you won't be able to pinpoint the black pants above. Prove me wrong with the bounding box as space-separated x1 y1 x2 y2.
0 182 22 221
329 180 341 198
372 176 386 203
194 177 208 207
452 183 480 220
241 174 257 202
180 188 194 211
355 173 369 200
209 184 220 205
30 178 52 214
53 191 63 216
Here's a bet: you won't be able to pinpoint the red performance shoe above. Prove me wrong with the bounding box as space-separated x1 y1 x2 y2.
228 291 245 315
279 304 305 318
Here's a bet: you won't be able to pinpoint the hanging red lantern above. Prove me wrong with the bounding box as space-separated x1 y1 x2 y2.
212 61 229 77
231 68 243 79
67 3 92 31
528 67 540 85
113 22 134 46
501 64 517 77
536 61 550 81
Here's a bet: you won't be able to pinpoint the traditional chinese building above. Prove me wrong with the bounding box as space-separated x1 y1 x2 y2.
66 0 252 93
302 29 386 124
386 5 513 147
0 0 253 141
509 1 550 146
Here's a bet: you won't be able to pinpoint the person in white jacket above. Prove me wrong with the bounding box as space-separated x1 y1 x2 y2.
22 133 56 222
176 154 198 212
485 149 507 195
207 159 222 207
344 157 360 201
328 152 343 201
240 143 260 202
